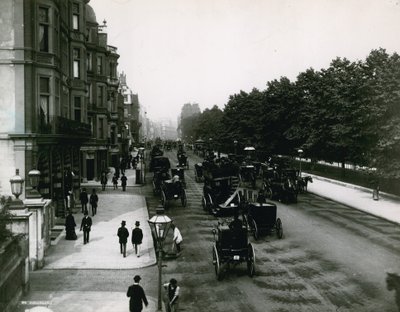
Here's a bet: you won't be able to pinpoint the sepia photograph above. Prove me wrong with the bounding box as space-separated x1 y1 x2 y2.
0 0 399 311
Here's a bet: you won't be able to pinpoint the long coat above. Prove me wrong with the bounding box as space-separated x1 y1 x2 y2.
131 227 143 245
117 226 129 243
127 284 148 312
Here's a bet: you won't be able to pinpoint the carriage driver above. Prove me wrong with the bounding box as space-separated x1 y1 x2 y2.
229 208 243 231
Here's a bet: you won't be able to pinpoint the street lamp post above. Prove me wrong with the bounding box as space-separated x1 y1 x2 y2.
148 207 172 311
27 169 41 199
298 149 304 177
9 169 25 209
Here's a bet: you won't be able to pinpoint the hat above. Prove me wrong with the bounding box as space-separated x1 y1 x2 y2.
135 221 140 226
134 275 141 282
121 220 126 225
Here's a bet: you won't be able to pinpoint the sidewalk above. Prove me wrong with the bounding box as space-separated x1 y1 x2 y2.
306 173 400 225
17 169 158 312
45 193 155 269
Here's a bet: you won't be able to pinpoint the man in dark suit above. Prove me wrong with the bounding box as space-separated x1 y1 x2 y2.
79 188 89 213
127 275 148 312
117 220 129 257
80 211 92 244
121 173 128 191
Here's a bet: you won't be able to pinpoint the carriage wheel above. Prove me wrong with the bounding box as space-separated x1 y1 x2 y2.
207 194 213 211
252 219 259 241
152 181 157 195
242 215 248 230
247 243 256 277
276 218 283 239
201 196 207 211
181 189 187 207
161 190 167 209
212 245 222 280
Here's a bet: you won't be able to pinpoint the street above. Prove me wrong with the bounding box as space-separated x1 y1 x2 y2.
17 150 400 312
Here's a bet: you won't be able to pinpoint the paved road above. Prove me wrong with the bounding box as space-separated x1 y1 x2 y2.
152 150 400 312
16 149 400 312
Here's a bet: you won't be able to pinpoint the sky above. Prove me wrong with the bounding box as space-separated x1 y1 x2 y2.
90 0 400 121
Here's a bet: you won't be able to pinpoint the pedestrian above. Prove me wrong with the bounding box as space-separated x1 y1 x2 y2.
131 221 143 257
112 174 118 190
89 188 98 216
163 278 180 312
101 170 107 191
171 223 183 254
118 220 130 257
80 210 92 244
121 172 128 191
65 210 77 240
127 275 149 312
79 188 89 213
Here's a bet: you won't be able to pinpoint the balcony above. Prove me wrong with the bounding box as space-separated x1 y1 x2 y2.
38 116 92 137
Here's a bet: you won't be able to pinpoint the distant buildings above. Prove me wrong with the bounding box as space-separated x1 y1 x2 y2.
0 0 141 216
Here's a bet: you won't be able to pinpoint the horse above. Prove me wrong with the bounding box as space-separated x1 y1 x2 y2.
298 176 313 193
387 272 400 311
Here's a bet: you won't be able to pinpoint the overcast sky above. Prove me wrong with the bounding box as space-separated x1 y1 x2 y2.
90 0 400 121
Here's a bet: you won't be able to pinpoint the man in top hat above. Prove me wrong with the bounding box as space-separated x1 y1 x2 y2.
127 275 148 312
80 211 92 244
117 220 130 257
131 221 143 257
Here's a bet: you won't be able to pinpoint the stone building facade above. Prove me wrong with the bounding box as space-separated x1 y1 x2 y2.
0 0 130 217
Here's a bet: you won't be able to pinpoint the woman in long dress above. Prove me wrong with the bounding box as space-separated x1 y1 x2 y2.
65 210 77 240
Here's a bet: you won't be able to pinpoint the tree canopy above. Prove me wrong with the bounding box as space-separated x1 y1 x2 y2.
179 48 400 178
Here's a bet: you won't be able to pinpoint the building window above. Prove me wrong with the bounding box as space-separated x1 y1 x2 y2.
74 97 81 121
88 83 93 104
97 56 103 75
40 77 50 125
88 116 93 135
98 117 105 139
72 3 79 30
54 11 59 55
110 126 116 145
87 52 92 71
73 48 80 78
55 78 60 115
97 85 103 107
39 7 49 52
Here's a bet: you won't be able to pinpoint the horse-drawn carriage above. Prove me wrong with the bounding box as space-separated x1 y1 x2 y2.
149 146 164 172
202 158 240 216
151 156 171 194
244 201 283 240
194 139 206 157
262 166 299 203
171 167 186 188
194 162 204 182
160 175 187 209
177 152 189 169
212 216 255 280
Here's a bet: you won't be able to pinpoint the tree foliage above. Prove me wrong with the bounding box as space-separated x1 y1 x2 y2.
181 48 400 178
